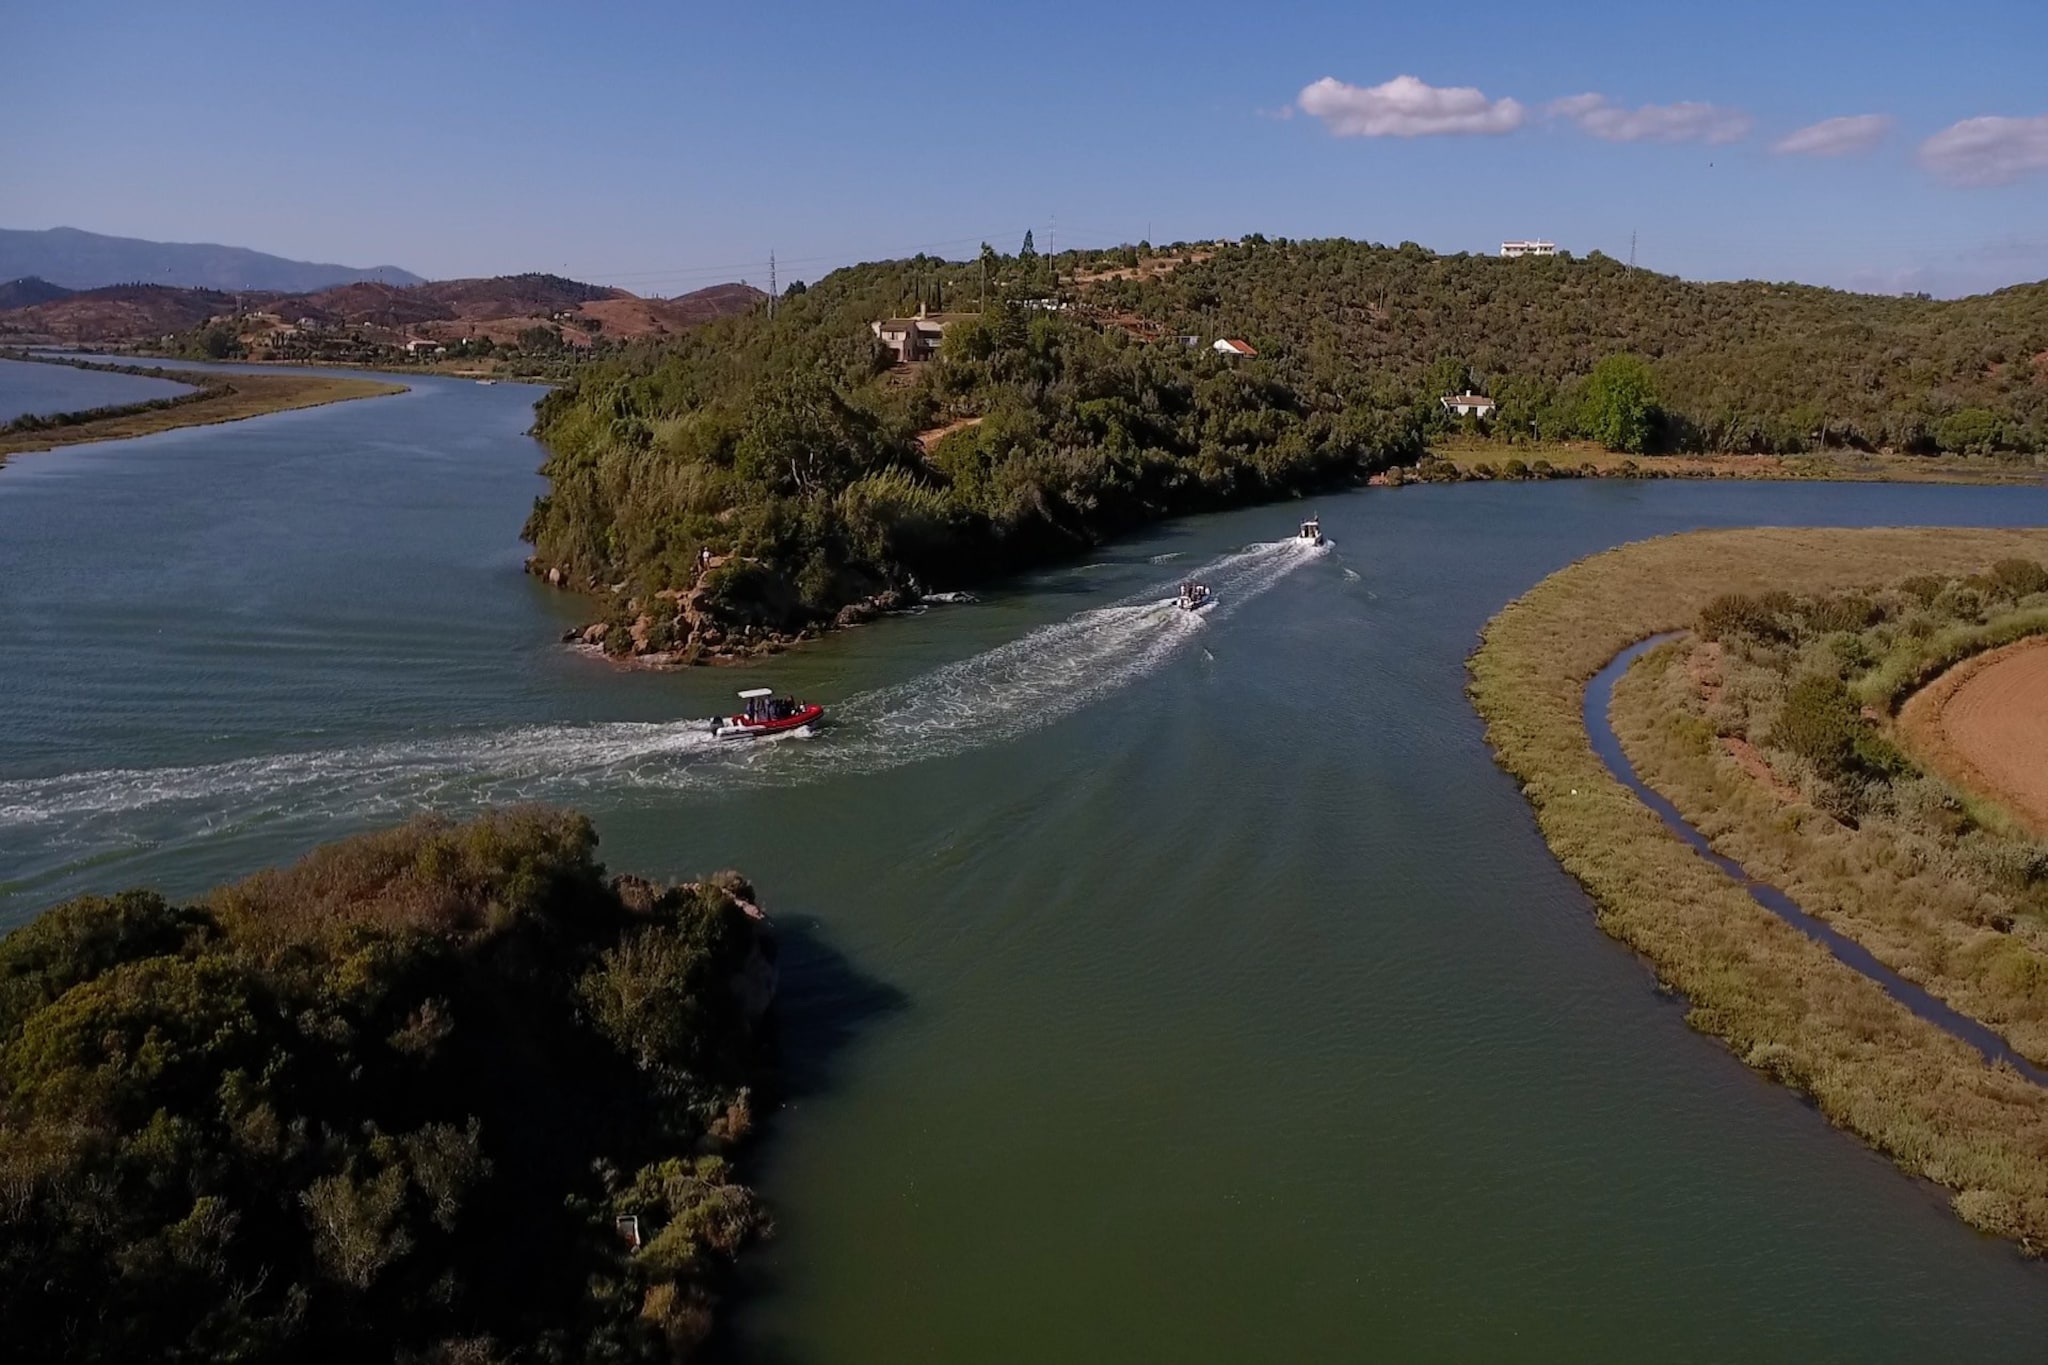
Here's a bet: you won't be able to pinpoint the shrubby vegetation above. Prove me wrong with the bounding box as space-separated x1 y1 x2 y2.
1107 238 2048 456
1611 561 2048 1095
0 809 777 1362
526 247 1421 640
1697 557 2048 794
1472 527 2048 1251
527 239 2048 644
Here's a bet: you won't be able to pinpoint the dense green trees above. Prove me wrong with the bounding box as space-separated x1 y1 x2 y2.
523 239 2048 648
524 249 1423 645
1104 238 2047 456
0 810 776 1363
1579 354 1660 452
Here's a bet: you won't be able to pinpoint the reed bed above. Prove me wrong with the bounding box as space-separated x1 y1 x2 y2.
1469 526 2048 1248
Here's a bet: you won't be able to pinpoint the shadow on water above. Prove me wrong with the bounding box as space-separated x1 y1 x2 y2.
703 915 907 1364
1586 635 2048 1087
763 914 909 1103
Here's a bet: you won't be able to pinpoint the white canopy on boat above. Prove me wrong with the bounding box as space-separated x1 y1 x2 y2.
738 688 775 699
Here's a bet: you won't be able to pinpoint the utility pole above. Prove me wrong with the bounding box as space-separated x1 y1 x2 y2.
1628 230 1637 272
768 251 777 318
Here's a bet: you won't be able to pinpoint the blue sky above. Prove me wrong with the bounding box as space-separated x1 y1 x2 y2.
7 1 2048 296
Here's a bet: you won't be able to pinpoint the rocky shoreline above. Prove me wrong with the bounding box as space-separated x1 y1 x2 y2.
532 556 970 667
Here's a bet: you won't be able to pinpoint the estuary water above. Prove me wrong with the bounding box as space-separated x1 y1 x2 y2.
0 355 195 423
3 367 2047 1362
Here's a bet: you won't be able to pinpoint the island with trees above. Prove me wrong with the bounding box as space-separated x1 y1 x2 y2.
0 809 780 1362
522 237 2047 665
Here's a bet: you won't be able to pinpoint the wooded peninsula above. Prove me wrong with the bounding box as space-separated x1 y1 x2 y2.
523 238 2048 663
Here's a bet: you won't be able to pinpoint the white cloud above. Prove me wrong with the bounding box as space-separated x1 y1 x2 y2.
1549 93 1753 144
1773 114 1892 157
1919 114 2048 187
1297 75 1525 138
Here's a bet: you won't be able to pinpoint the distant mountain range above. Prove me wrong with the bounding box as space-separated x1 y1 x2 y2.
0 272 765 347
0 227 422 292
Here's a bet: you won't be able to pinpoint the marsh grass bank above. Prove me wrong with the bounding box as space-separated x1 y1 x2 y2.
1420 435 2045 487
0 354 404 464
1470 527 2048 1248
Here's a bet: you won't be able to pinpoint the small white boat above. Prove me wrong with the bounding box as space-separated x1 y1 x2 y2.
1297 515 1325 547
476 378 498 386
1173 582 1214 613
709 687 824 740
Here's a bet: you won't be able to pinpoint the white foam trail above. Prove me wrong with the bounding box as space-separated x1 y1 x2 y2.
0 539 1318 844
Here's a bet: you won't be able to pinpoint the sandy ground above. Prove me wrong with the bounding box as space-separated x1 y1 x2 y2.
914 414 983 451
1899 636 2048 835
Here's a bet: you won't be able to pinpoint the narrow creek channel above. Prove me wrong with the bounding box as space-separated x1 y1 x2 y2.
1585 635 2048 1086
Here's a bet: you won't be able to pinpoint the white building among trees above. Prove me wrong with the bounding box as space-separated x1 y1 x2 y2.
1500 240 1556 258
1440 392 1497 419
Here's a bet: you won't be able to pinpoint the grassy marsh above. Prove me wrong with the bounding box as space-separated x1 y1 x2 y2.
1470 526 2048 1248
0 360 405 465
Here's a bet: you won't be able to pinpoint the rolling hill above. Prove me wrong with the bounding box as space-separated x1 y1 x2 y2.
0 226 421 292
518 238 2048 661
0 284 242 343
0 277 73 310
0 274 763 348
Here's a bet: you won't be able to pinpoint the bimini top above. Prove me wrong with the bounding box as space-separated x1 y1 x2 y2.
738 687 775 699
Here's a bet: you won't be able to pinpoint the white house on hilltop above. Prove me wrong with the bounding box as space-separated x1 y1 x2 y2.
1213 338 1257 357
869 305 960 364
1500 240 1556 258
1440 392 1497 419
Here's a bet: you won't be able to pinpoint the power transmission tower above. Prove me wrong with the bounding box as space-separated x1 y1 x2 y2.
768 251 777 318
1628 230 1637 272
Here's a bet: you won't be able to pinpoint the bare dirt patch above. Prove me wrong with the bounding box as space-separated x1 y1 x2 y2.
1900 636 2048 836
914 414 982 451
1071 250 1212 285
1720 736 1802 804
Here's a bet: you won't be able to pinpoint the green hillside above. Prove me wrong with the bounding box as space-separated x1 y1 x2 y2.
523 239 2048 650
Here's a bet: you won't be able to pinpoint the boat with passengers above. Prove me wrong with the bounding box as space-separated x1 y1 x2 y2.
710 688 824 739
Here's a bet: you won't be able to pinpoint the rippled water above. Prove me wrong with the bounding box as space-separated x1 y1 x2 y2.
3 367 2048 1361
0 356 196 423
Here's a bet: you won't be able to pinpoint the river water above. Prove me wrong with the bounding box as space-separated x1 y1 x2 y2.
3 369 2047 1361
0 356 196 423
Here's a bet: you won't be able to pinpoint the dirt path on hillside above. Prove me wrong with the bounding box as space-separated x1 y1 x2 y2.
1899 635 2048 835
914 415 982 450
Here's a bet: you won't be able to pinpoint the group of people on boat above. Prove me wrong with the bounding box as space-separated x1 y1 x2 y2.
1176 582 1212 611
741 694 803 723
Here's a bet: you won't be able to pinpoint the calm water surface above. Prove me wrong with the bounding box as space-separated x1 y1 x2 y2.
3 372 2047 1362
0 355 195 423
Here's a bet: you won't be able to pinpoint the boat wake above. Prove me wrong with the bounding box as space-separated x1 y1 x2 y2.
0 538 1316 871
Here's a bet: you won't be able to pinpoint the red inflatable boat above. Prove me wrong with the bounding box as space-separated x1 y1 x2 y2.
711 688 824 740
